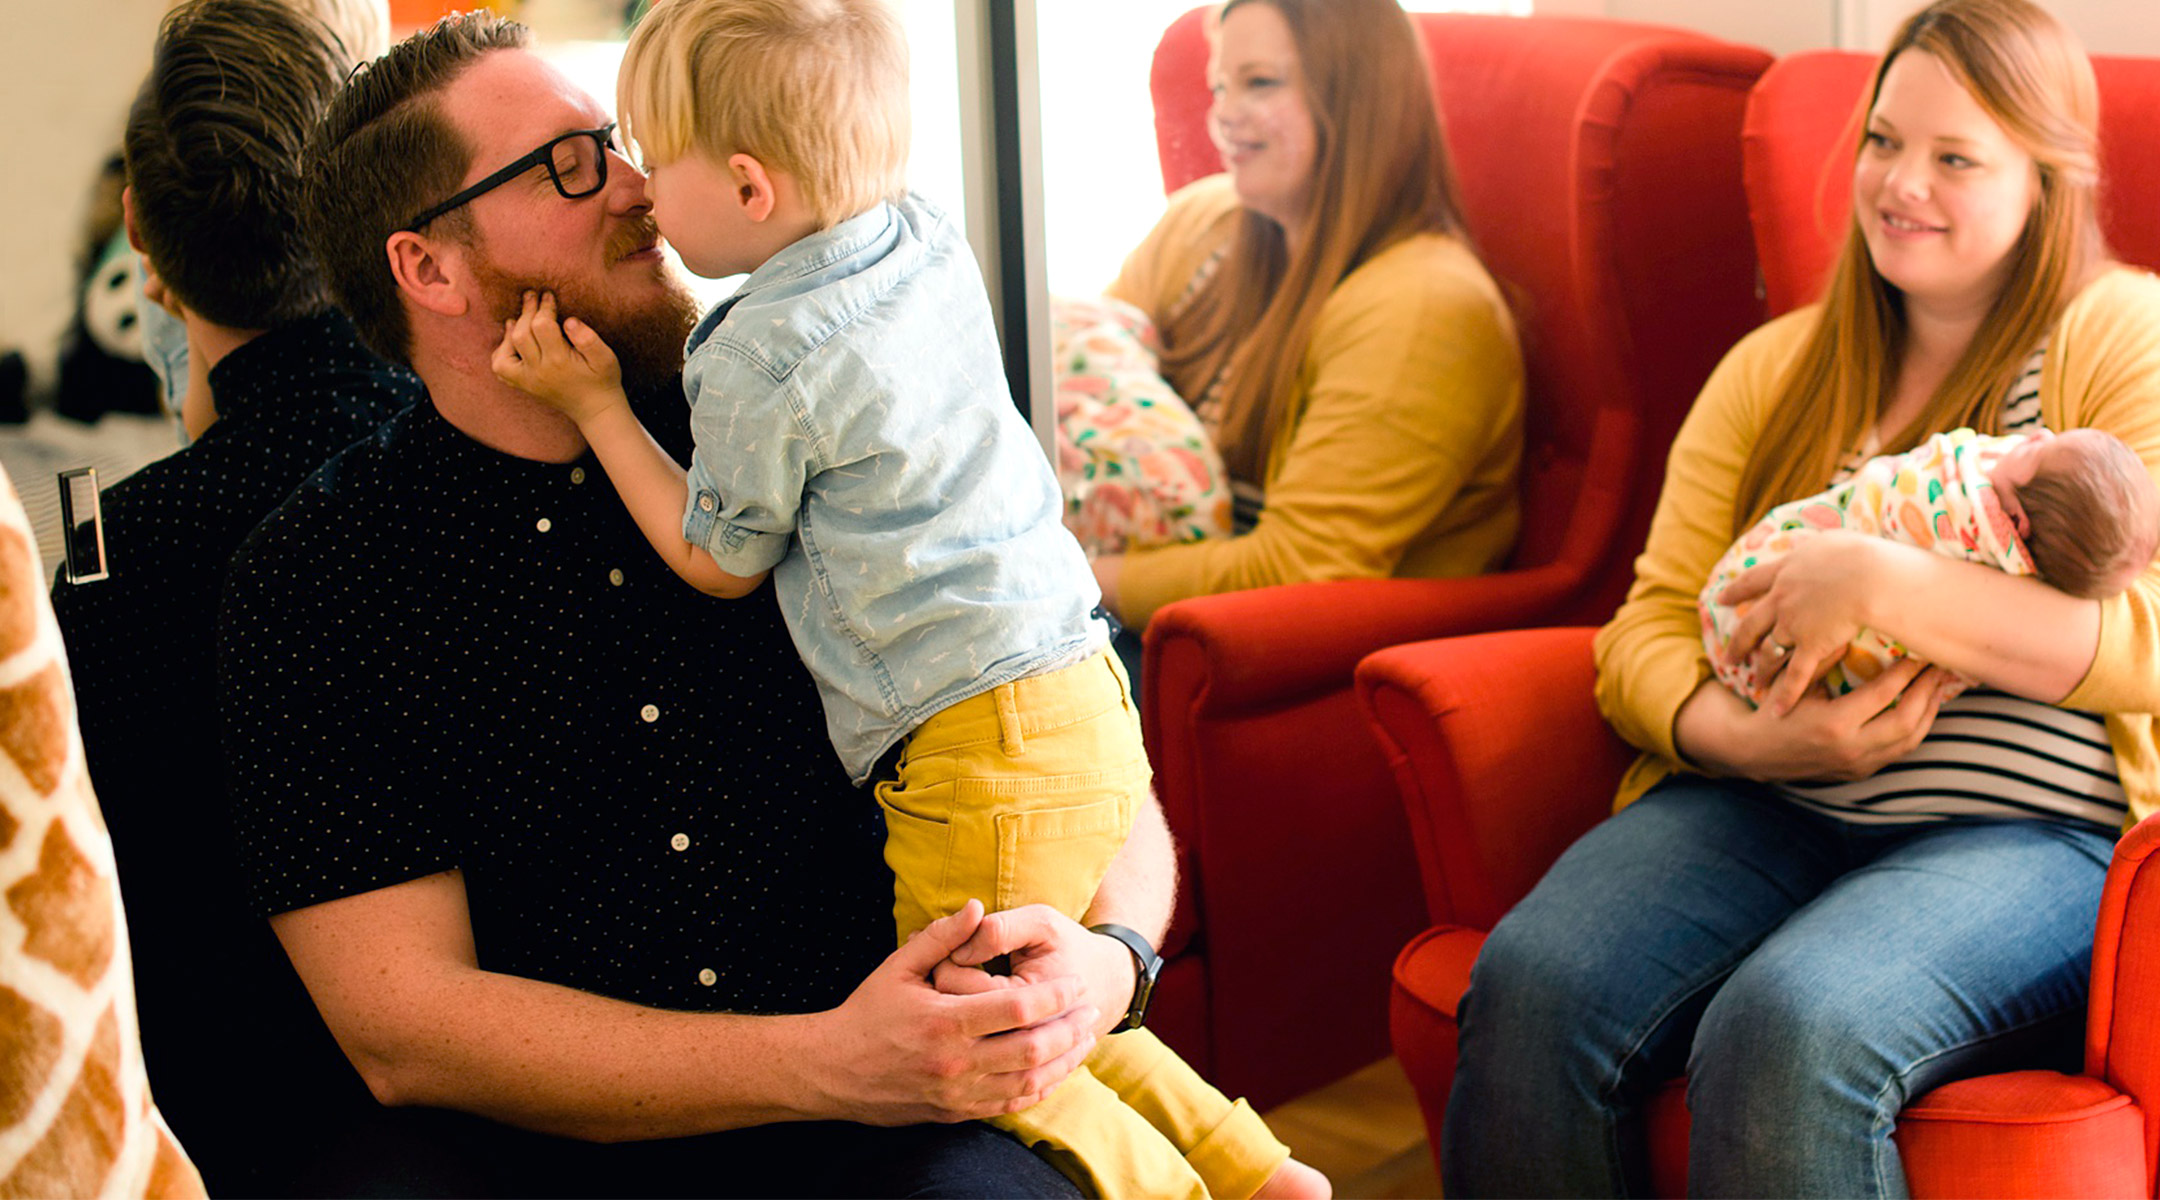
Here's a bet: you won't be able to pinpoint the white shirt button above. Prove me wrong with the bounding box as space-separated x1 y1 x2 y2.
670 832 690 852
697 968 717 987
608 568 625 586
698 494 716 512
536 518 552 533
640 703 660 723
570 467 586 485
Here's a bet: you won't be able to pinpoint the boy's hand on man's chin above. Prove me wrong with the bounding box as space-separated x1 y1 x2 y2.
490 290 627 425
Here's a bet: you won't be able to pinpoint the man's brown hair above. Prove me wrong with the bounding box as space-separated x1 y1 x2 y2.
124 0 352 330
300 12 529 363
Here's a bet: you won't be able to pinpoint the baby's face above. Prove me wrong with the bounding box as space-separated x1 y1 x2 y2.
640 148 760 279
1990 428 2059 492
1988 428 2066 541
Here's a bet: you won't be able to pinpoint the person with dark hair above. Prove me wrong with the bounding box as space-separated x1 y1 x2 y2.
218 12 1169 1196
49 0 417 1192
1093 0 1523 634
132 0 393 434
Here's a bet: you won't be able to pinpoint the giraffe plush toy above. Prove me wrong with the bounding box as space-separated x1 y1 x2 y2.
0 466 200 1198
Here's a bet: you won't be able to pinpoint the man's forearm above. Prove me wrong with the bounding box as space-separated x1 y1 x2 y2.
278 875 1100 1142
274 873 831 1142
354 962 826 1141
1083 791 1176 946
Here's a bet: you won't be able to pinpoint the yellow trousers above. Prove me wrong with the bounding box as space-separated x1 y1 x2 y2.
876 651 1288 1199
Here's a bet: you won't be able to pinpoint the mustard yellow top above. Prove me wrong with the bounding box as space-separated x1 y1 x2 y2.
1595 266 2160 828
1105 175 1525 627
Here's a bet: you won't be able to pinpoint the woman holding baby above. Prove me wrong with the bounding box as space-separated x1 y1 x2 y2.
1444 0 2160 1195
1089 0 1525 631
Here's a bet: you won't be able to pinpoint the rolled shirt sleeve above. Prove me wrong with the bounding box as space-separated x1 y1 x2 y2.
679 334 821 579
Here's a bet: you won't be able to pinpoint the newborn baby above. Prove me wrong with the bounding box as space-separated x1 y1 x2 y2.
1702 426 2160 705
1052 295 1230 557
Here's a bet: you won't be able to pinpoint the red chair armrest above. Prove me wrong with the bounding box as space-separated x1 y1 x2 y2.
1141 568 1583 717
2083 812 2160 1189
1357 626 1634 930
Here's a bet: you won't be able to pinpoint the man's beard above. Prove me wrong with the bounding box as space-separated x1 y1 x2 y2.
472 217 701 396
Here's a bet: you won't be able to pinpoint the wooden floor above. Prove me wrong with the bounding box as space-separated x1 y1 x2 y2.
1259 1057 1439 1199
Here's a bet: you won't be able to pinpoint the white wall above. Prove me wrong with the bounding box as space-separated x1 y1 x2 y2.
3 0 168 388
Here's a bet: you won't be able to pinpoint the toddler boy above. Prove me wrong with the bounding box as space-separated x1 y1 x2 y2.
491 1 1323 1196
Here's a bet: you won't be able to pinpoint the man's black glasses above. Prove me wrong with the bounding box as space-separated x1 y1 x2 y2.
403 122 620 233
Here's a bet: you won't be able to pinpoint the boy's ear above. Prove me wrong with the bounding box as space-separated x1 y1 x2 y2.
385 231 471 319
728 153 779 223
121 186 145 254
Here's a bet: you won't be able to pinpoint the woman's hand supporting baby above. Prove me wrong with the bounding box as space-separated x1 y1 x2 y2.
1718 530 1890 714
1684 528 1957 781
1673 659 1955 783
1720 527 2099 714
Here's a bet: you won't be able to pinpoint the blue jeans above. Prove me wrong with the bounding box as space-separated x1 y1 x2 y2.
285 1104 1082 1199
1442 774 2112 1198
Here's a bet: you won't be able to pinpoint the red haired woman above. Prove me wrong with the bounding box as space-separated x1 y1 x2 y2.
1094 0 1524 631
1447 0 2160 1193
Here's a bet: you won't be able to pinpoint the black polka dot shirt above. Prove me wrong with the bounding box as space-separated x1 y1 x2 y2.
50 310 417 1165
218 388 894 1016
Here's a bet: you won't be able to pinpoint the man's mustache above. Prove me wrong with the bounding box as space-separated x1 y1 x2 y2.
610 216 662 263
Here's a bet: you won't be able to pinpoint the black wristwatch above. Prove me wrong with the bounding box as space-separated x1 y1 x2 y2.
1088 923 1162 1033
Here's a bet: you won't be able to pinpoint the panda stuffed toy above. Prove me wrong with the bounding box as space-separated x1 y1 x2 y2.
53 155 159 425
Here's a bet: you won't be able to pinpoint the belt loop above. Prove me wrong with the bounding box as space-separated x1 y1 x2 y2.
995 683 1025 756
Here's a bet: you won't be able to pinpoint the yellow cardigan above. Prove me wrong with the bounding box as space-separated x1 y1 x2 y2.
1105 175 1525 626
1595 266 2160 828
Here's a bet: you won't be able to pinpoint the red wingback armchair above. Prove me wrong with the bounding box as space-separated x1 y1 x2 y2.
1132 9 1770 1110
1359 48 2160 1196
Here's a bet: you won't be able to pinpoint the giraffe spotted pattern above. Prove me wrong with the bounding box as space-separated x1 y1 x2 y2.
0 469 201 1199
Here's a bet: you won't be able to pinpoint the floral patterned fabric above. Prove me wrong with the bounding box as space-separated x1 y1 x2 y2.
1701 427 2036 705
1052 296 1230 557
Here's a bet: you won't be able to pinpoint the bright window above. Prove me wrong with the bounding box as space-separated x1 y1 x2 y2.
533 1 1527 306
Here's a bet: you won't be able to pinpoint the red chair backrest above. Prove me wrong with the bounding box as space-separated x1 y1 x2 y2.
1150 10 1771 618
1745 50 2160 316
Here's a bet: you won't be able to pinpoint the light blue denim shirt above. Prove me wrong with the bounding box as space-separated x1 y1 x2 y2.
681 193 1105 783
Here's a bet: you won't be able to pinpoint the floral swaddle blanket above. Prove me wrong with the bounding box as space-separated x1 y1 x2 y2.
1700 427 2034 705
1052 296 1230 557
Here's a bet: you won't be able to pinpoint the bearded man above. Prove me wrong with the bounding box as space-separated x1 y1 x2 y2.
215 12 1176 1197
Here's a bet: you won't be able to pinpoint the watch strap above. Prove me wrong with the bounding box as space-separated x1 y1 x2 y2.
1088 923 1161 1033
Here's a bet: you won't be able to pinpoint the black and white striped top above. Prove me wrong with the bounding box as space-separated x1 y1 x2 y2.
1778 343 2129 830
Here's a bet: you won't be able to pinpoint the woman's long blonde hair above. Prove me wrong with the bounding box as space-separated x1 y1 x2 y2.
1159 0 1468 483
1731 0 2107 534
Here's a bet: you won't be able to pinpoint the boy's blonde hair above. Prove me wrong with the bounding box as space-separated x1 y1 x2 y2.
619 0 909 228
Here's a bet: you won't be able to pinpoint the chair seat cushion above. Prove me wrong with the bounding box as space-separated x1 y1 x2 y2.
1897 1071 2145 1198
1391 927 2150 1197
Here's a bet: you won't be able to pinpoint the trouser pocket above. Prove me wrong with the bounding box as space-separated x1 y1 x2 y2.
979 760 1150 918
875 776 957 941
